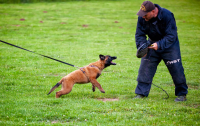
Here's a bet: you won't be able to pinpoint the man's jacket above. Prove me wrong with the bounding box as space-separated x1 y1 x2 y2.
135 4 179 52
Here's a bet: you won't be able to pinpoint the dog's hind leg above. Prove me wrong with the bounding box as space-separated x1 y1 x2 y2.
55 79 74 98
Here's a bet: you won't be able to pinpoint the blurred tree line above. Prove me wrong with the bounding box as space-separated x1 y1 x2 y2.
0 0 112 3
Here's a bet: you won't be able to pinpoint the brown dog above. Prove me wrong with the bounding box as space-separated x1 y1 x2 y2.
47 54 117 98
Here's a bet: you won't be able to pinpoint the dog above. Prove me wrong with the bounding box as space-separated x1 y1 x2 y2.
47 54 117 98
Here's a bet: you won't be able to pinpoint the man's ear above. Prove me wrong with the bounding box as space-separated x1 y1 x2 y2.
99 54 105 60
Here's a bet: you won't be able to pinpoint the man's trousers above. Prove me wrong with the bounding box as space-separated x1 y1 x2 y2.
135 43 188 97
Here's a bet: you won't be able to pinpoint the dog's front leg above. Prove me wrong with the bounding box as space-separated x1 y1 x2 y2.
90 78 105 93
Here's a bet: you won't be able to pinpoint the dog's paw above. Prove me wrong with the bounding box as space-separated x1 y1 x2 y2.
101 90 105 93
56 92 60 98
92 87 95 92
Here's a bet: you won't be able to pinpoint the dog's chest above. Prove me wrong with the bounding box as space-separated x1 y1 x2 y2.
96 73 101 79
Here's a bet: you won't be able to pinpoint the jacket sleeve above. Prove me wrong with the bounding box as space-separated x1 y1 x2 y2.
157 13 177 50
135 17 147 49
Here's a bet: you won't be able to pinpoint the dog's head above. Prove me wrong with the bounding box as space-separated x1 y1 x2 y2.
99 54 117 68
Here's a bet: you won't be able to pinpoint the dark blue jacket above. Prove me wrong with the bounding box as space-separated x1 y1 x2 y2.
135 4 178 52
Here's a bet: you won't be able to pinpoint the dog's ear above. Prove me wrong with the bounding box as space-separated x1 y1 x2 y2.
99 54 105 60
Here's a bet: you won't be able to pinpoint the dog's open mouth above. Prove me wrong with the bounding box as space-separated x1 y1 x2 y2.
111 56 117 65
111 61 116 65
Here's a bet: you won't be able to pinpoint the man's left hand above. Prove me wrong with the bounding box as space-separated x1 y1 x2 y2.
148 42 158 50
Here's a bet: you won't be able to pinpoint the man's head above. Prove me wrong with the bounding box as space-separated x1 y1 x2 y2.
137 1 156 21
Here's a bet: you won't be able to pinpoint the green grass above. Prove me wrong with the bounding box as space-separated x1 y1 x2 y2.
0 0 200 125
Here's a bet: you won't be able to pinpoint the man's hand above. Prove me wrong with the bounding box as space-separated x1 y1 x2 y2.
148 42 158 50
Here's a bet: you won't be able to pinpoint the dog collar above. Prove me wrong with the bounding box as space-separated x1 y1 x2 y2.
90 65 100 70
80 65 100 74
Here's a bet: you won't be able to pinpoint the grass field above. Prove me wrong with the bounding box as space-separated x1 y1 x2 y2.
0 0 200 125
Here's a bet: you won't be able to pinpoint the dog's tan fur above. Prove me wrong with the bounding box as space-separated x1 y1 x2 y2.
47 54 117 98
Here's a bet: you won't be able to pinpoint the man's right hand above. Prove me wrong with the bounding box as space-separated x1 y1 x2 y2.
148 42 158 50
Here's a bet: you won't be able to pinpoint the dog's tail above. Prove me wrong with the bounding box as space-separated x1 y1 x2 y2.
47 82 61 95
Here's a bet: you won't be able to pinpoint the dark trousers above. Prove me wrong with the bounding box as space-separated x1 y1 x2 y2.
135 43 188 97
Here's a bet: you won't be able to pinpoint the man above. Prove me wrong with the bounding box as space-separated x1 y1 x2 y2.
134 1 188 101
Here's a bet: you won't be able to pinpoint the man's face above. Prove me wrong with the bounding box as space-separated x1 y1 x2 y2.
142 11 154 21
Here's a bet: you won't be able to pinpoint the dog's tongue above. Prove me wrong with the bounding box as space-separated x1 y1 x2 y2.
111 61 116 65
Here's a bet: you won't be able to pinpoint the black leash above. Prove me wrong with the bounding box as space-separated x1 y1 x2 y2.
0 40 80 68
145 49 169 99
152 83 169 99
